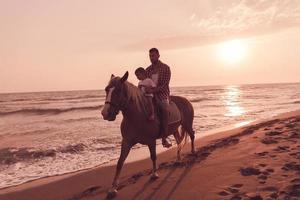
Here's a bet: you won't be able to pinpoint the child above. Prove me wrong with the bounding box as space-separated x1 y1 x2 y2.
135 67 156 121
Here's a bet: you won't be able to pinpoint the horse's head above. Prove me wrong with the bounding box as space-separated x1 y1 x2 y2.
101 71 129 121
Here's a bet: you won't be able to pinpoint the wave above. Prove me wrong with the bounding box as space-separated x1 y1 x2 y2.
243 95 274 99
189 97 212 103
0 95 105 103
62 117 99 123
0 98 29 103
277 100 300 106
0 144 87 165
41 95 105 102
0 105 103 116
202 88 224 92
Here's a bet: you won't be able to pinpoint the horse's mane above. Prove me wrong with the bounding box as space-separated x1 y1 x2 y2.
123 81 149 113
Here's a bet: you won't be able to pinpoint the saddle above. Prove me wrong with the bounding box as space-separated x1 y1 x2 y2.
146 99 181 124
165 101 181 124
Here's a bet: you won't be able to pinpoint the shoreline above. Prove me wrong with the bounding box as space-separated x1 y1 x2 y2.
0 109 299 200
0 116 263 190
0 115 253 190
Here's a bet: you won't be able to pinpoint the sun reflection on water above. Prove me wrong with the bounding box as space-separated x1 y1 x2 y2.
223 86 245 117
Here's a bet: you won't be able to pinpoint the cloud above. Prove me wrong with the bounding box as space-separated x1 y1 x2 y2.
124 0 300 51
196 0 300 33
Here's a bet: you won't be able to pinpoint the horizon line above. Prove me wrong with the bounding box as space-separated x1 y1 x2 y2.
0 81 299 95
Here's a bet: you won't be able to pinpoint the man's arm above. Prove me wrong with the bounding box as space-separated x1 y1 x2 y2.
145 66 170 93
155 65 170 93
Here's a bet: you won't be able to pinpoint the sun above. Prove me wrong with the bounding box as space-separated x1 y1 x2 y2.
217 39 247 64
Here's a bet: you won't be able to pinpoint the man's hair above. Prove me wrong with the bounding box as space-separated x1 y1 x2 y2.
149 48 159 54
135 67 146 75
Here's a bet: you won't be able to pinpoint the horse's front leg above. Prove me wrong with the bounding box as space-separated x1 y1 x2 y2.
108 140 132 198
148 141 159 180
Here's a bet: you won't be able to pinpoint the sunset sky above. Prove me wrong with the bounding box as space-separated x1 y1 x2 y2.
1 0 300 93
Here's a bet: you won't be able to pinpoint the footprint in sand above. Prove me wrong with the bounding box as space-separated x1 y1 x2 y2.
261 168 275 182
261 186 278 193
240 165 275 185
130 172 144 182
291 178 300 184
265 131 282 136
247 194 263 200
231 183 243 188
258 174 268 181
266 168 275 173
282 162 300 173
289 152 300 159
289 131 300 139
218 184 243 197
262 171 269 176
261 137 278 144
286 123 296 128
228 186 240 194
258 163 267 167
240 167 261 176
255 151 269 157
284 183 300 198
273 145 290 153
269 192 279 199
218 191 230 196
69 186 102 200
230 194 242 200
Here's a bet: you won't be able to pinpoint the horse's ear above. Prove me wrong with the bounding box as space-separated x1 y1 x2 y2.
111 74 115 80
120 71 129 83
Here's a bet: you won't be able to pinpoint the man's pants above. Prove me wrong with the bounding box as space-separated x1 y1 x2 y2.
157 99 169 137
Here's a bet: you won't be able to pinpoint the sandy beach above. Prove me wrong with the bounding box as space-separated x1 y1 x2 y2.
1 0 300 199
0 110 299 200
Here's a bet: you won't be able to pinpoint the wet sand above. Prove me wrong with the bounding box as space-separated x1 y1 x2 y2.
0 110 299 200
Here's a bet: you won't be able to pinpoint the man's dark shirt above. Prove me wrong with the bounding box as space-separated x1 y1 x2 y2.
146 60 171 101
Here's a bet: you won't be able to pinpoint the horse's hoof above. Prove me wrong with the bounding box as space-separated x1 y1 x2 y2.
150 172 159 180
106 189 117 199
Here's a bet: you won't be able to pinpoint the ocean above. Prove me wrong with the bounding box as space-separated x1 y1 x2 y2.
0 82 299 189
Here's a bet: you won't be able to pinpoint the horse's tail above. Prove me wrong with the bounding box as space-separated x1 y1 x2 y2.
178 126 188 147
177 126 188 151
171 95 196 155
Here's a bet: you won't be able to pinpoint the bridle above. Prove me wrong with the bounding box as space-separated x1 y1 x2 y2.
104 100 122 113
104 86 128 112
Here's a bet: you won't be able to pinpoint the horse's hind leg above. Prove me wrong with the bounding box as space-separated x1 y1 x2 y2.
189 129 195 154
108 140 132 197
148 141 159 180
185 127 195 154
173 129 182 161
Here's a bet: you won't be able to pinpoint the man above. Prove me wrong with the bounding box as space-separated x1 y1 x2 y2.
145 48 172 148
